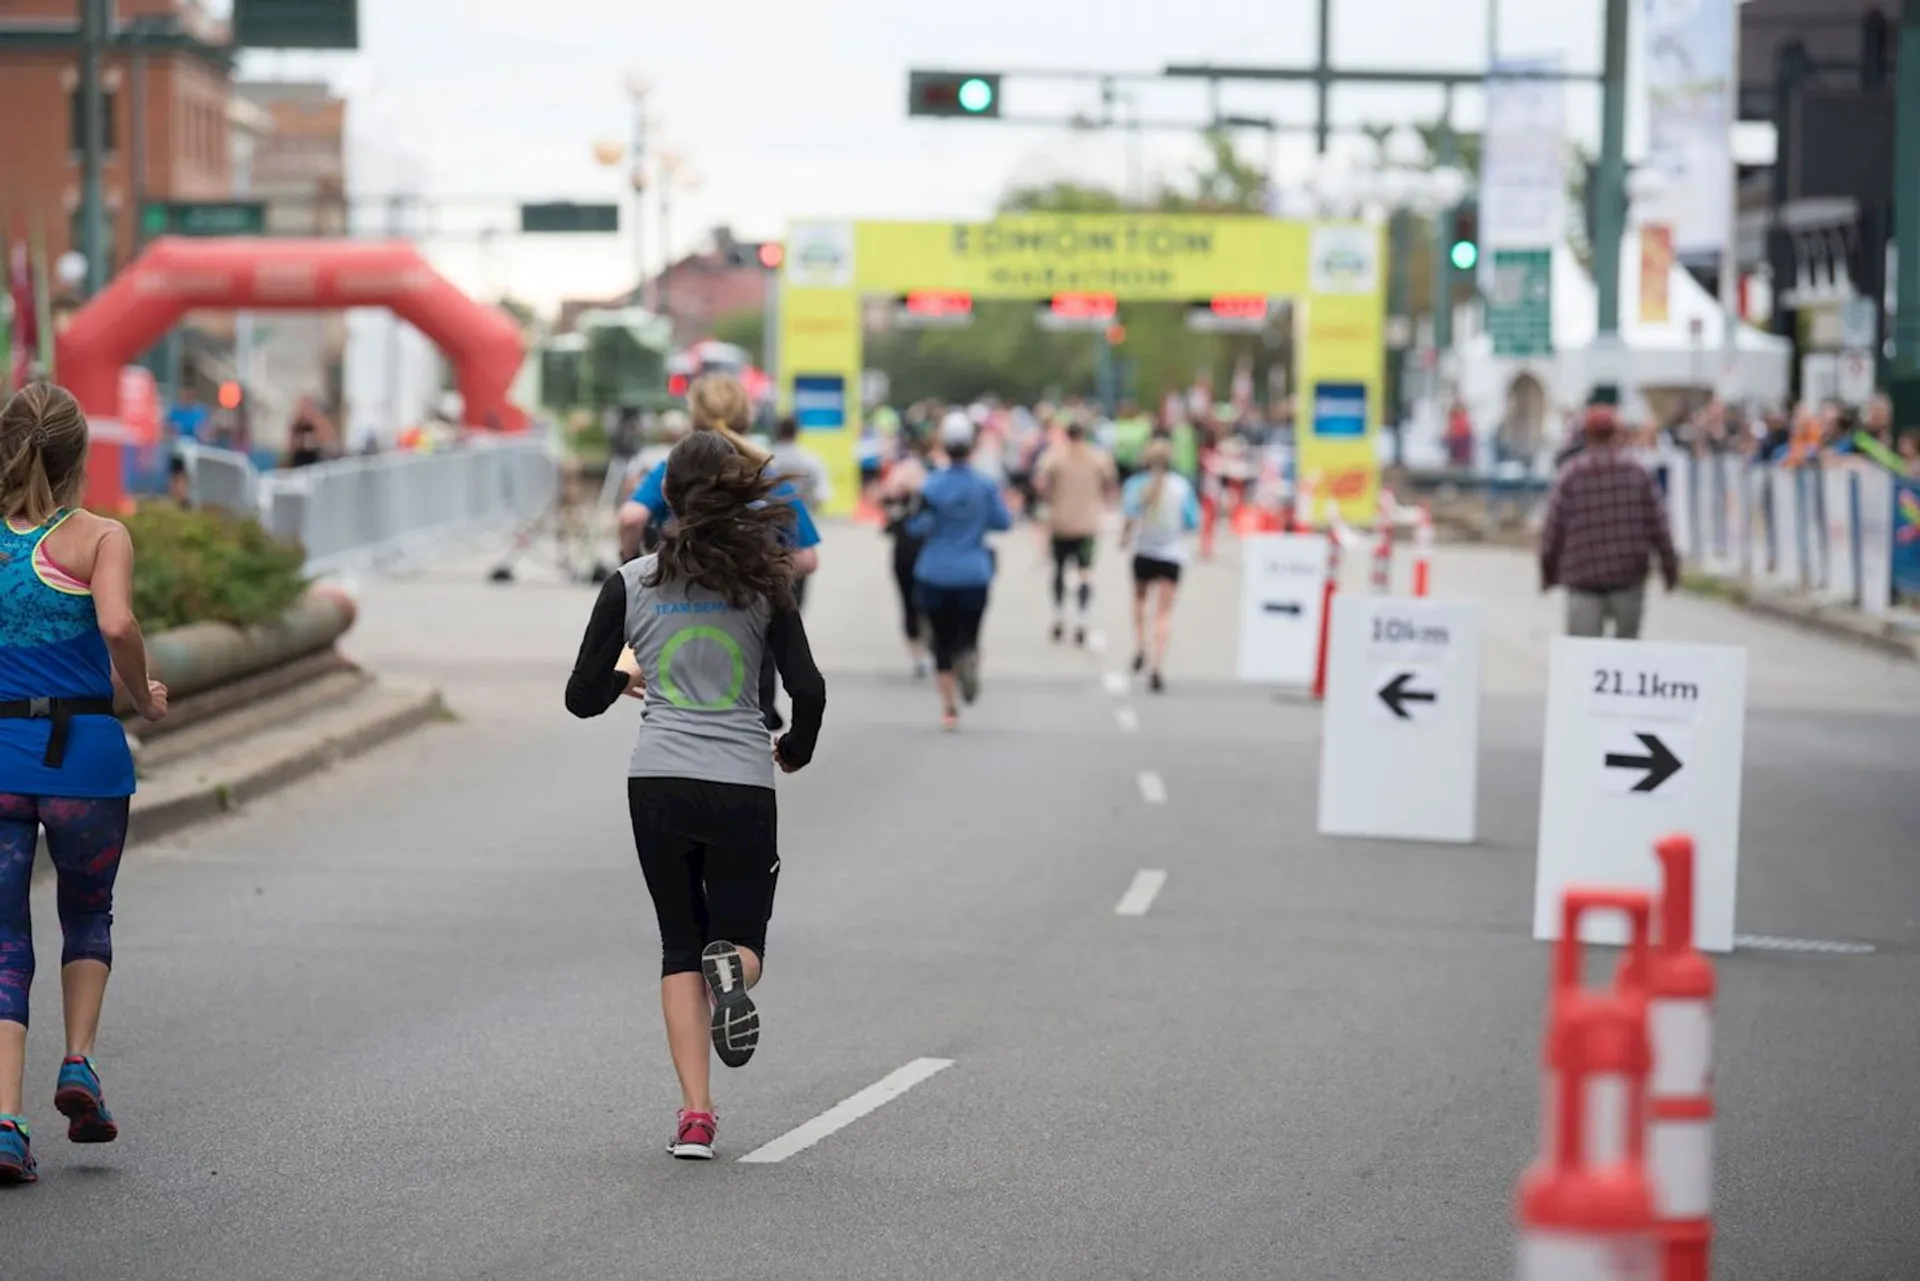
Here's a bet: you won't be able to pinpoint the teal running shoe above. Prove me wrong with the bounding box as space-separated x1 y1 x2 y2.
0 1116 36 1185
54 1056 118 1144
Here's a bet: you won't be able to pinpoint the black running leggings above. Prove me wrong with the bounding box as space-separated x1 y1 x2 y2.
892 535 925 641
916 584 988 673
628 777 780 978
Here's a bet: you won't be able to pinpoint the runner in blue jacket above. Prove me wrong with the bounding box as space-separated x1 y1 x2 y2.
909 412 1011 731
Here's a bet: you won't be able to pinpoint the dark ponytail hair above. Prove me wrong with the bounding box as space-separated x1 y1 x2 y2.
647 430 797 611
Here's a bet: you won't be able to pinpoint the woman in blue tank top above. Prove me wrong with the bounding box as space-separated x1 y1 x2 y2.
0 383 169 1185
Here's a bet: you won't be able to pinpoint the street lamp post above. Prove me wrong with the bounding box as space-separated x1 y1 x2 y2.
625 74 652 310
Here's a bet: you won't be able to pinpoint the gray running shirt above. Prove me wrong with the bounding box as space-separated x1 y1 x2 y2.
621 555 776 788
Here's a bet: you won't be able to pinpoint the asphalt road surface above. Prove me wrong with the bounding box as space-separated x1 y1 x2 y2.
9 522 1919 1280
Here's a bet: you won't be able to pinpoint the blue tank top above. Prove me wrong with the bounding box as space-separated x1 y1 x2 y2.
0 511 135 798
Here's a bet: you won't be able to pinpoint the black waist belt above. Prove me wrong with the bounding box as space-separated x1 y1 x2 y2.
0 697 117 768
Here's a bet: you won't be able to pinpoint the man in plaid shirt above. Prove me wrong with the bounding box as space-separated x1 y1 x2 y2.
1538 404 1680 638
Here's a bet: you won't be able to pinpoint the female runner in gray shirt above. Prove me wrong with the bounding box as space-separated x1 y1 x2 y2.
566 430 827 1160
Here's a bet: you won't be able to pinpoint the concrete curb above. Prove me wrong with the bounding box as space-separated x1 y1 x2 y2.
1698 584 1920 664
127 684 447 846
32 683 445 880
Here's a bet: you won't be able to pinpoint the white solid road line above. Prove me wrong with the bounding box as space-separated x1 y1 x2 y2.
1088 628 1108 652
1733 934 1877 955
1114 706 1140 733
737 1058 955 1164
1114 869 1168 916
1136 770 1168 804
1102 672 1128 695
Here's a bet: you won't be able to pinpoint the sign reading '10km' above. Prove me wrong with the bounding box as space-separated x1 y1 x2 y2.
1373 616 1450 645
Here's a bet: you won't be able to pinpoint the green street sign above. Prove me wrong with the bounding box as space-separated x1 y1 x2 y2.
232 0 360 50
142 201 268 237
1487 248 1553 358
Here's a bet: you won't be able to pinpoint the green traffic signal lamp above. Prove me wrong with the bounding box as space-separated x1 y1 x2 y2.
957 77 994 114
1449 240 1479 272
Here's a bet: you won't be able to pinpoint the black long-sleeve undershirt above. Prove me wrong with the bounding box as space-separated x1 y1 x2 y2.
564 572 826 769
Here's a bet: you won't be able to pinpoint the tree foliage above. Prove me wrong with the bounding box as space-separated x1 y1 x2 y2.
710 308 766 358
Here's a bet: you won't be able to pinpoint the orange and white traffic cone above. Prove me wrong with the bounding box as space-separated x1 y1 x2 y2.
1369 520 1394 594
1521 889 1661 1281
1310 525 1341 701
1412 502 1434 598
1291 470 1320 533
1633 835 1716 1281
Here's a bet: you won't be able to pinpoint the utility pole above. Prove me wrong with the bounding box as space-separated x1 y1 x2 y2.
627 77 651 311
384 194 406 430
1592 0 1630 342
761 266 780 389
78 0 111 295
1314 0 1332 154
234 101 256 404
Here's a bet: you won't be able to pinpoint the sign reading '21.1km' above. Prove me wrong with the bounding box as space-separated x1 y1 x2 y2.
1536 638 1747 953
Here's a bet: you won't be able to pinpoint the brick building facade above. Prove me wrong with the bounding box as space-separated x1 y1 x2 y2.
0 0 234 277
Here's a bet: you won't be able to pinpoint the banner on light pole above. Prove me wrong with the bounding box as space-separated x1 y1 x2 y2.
1480 55 1567 255
1640 223 1674 325
1641 0 1736 270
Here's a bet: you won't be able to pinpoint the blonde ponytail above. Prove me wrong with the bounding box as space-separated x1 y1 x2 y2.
0 382 90 525
687 373 769 465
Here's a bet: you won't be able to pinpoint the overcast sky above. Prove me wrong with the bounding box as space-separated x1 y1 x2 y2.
211 0 1759 313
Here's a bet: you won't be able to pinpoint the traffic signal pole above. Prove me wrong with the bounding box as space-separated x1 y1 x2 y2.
79 0 111 295
1592 0 1630 342
1431 87 1457 359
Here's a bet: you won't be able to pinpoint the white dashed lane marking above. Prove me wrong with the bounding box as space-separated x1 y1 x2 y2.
1136 771 1167 804
737 1058 955 1164
1114 706 1139 733
1102 672 1128 695
1114 870 1167 916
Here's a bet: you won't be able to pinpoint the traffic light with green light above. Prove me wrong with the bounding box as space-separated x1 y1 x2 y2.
908 71 1002 118
1447 204 1480 273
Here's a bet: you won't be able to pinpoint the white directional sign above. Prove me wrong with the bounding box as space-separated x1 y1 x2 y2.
1317 594 1482 843
1237 532 1328 687
1535 638 1747 953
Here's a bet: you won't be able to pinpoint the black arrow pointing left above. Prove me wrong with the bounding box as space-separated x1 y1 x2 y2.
1605 733 1683 793
1378 672 1436 720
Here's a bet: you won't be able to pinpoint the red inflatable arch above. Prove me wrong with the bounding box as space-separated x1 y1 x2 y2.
56 237 527 509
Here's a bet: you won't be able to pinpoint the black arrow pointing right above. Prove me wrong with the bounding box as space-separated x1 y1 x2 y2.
1378 672 1437 720
1261 601 1303 617
1605 733 1683 793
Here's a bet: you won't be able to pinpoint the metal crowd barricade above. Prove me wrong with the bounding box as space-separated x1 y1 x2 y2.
257 439 558 574
1663 451 1899 618
177 443 261 516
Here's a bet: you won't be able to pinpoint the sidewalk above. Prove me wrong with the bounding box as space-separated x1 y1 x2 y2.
1422 489 1918 669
